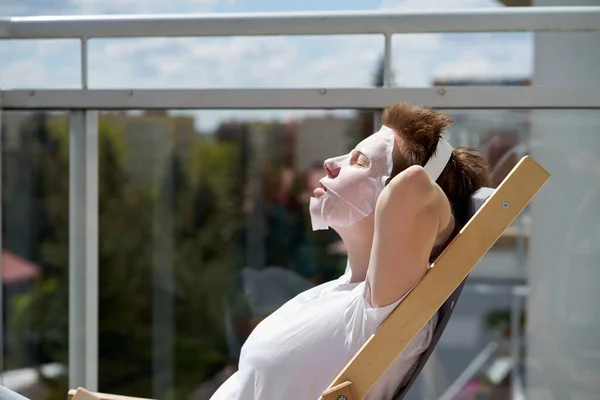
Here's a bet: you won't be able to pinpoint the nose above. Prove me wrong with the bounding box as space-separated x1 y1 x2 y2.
324 158 340 179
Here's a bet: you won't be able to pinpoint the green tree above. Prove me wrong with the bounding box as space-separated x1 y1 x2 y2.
11 113 246 400
372 54 395 87
9 112 70 397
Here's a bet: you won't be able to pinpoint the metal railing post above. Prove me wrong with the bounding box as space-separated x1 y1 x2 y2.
68 37 99 392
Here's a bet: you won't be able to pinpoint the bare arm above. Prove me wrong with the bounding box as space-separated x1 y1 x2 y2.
365 165 454 309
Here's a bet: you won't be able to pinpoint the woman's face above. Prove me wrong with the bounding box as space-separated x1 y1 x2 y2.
309 126 395 230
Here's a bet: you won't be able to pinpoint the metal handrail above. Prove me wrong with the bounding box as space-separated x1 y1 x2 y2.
1 7 600 39
2 6 600 111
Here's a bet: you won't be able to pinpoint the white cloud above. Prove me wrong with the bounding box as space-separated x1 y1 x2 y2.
378 0 528 86
1 60 47 87
0 2 32 16
390 33 533 86
71 0 217 14
433 39 532 80
0 0 223 16
436 57 496 79
0 61 80 89
0 40 81 89
87 35 383 89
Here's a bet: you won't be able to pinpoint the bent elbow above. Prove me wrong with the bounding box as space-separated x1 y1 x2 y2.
376 165 439 219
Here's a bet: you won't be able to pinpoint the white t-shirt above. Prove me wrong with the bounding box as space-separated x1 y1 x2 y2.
210 267 437 400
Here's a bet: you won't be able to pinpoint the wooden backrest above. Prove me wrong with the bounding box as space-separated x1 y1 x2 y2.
320 156 550 400
391 187 495 400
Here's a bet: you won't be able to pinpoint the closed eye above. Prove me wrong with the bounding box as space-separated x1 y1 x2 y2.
351 151 371 168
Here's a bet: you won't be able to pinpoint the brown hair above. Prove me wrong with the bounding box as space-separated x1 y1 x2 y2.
382 102 491 229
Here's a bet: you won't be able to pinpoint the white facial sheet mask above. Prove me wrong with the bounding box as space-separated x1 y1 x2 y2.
309 126 454 231
309 125 395 230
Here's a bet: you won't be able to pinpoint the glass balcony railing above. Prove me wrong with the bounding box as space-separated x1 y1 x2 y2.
1 6 600 400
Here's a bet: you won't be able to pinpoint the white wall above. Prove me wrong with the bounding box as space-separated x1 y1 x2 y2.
527 2 600 399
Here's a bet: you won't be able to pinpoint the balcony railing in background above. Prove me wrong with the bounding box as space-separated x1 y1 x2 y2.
1 6 600 399
2 7 600 111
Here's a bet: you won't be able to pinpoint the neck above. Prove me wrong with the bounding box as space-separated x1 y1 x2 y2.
335 216 374 283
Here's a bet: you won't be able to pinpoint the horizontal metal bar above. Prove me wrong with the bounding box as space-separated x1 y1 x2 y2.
1 7 600 39
2 87 600 110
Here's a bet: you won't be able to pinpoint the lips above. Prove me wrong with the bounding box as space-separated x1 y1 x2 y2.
313 181 327 198
313 187 326 197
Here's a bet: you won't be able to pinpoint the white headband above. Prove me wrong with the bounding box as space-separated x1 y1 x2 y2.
423 138 453 181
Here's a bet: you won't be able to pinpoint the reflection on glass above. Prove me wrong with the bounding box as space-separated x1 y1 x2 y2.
526 110 600 400
94 109 371 398
1 112 69 399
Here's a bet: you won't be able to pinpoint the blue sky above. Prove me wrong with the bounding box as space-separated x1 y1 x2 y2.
0 0 532 130
213 0 381 13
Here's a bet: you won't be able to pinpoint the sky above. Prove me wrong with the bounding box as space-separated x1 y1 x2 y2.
0 0 533 130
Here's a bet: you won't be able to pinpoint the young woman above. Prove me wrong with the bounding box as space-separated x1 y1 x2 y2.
211 102 491 400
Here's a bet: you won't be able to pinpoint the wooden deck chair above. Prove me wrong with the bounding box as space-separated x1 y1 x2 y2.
319 156 549 400
68 156 549 400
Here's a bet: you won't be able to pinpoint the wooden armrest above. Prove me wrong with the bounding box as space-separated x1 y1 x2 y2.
68 388 155 400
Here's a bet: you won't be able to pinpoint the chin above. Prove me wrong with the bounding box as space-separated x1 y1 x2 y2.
330 214 375 234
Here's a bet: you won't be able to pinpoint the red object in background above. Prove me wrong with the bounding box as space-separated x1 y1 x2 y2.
1 250 41 284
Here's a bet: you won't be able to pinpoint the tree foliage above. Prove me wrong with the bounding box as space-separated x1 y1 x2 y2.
9 113 245 399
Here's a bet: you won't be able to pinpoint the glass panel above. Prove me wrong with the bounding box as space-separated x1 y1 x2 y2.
92 107 526 400
81 107 599 399
400 108 532 400
1 111 70 399
524 109 600 400
96 109 374 398
411 108 600 400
